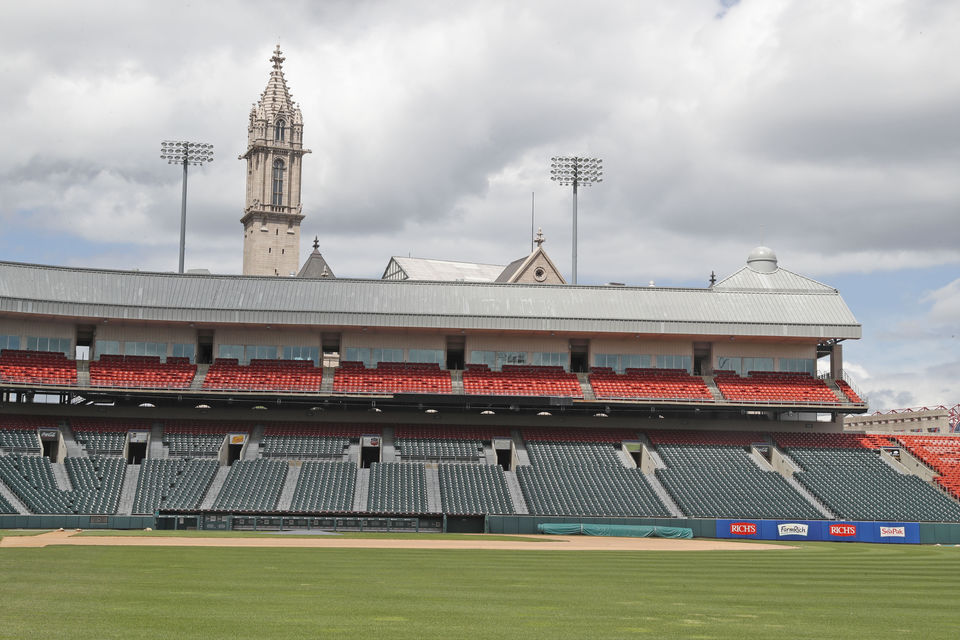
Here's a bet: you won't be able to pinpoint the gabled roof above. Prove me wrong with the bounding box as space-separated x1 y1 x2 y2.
495 246 566 284
382 257 506 282
297 246 335 279
714 266 836 292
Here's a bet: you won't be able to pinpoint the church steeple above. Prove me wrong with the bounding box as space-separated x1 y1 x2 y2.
240 45 311 276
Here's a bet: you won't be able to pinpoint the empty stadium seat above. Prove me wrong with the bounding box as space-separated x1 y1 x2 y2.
203 358 324 392
714 371 839 404
333 362 452 394
89 355 196 389
462 365 582 398
0 350 77 386
289 461 357 512
589 368 713 402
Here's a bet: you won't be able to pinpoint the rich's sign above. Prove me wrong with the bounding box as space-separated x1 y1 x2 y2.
829 524 857 537
730 522 757 535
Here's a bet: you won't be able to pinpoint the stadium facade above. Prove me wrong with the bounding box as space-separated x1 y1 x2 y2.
2 47 959 540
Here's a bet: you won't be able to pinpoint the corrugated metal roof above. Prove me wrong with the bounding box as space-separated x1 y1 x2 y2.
714 266 836 292
387 257 507 282
0 261 861 339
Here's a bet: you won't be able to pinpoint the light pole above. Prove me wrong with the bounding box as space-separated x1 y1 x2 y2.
550 156 602 284
160 140 214 273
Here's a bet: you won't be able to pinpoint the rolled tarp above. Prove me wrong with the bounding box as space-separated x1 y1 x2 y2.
537 523 693 539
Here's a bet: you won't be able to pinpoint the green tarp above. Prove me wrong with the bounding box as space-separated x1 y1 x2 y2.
537 523 693 539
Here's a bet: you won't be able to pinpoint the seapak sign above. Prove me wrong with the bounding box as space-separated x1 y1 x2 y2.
879 526 906 538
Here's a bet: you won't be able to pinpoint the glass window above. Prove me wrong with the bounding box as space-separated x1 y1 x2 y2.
272 159 285 206
283 346 320 366
0 334 20 352
408 349 444 365
124 341 168 359
371 348 403 366
656 355 692 373
779 358 815 375
26 336 72 356
344 347 371 366
95 340 121 359
622 354 652 371
470 350 496 369
218 344 245 361
246 345 277 362
172 343 196 363
743 357 774 375
274 119 286 141
531 352 568 369
717 356 742 375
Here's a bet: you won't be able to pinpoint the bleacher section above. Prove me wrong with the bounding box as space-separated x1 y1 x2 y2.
63 456 125 514
714 371 839 404
785 446 960 522
462 364 582 397
289 461 357 512
439 464 513 514
654 444 823 520
0 454 124 514
259 423 372 459
0 492 15 513
0 429 41 453
162 421 247 457
132 458 219 514
70 419 150 455
517 441 670 517
896 436 960 501
89 355 196 389
212 459 288 512
0 350 76 386
333 362 452 394
202 358 324 392
589 368 713 402
366 462 428 513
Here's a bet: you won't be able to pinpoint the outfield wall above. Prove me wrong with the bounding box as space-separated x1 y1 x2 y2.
485 515 960 545
0 515 155 529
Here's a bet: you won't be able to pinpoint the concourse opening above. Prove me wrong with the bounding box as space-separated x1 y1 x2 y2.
360 435 381 468
226 434 244 465
127 432 148 464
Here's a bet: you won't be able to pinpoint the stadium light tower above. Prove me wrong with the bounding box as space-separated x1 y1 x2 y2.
550 156 602 284
160 141 214 273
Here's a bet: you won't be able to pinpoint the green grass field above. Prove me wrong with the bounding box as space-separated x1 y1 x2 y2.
2 536 959 639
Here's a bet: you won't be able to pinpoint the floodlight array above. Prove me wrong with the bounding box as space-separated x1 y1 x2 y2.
160 141 215 166
550 157 603 187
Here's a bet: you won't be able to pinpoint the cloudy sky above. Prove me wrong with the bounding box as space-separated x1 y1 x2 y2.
0 0 957 414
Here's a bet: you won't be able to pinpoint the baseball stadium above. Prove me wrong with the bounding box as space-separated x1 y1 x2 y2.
2 48 959 639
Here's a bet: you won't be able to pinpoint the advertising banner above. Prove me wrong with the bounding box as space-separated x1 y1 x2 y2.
714 520 920 544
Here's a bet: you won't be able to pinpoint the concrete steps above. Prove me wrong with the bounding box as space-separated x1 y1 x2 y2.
502 470 529 514
50 462 73 492
576 372 596 400
450 369 465 394
644 471 684 518
424 464 442 513
189 364 209 390
702 376 725 402
75 360 91 387
243 424 264 460
321 367 335 393
60 424 87 459
149 423 167 459
0 477 30 514
116 464 140 516
352 468 370 511
511 430 531 467
381 426 396 462
200 466 231 510
276 461 302 511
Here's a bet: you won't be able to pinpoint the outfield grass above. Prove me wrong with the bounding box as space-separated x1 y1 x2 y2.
73 529 547 542
1 541 958 639
0 529 51 539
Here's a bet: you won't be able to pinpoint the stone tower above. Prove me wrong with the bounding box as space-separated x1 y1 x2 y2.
240 46 311 276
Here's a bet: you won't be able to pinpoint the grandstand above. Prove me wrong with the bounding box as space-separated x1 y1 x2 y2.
1 247 958 537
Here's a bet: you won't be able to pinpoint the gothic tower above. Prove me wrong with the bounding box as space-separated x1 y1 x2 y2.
240 46 311 276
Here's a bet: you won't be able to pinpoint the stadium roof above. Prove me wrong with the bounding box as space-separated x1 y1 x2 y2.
0 261 860 339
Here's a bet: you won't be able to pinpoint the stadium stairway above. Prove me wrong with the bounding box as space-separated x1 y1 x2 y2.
200 466 231 510
502 470 529 514
450 369 465 394
381 426 397 462
189 364 209 390
878 450 912 475
576 373 596 400
632 442 685 517
51 462 73 492
615 446 636 468
76 360 90 387
701 376 725 402
243 424 264 460
60 424 88 459
821 378 851 403
276 461 302 511
0 477 29 514
770 447 838 519
346 441 360 465
511 430 532 467
149 423 167 459
352 468 370 511
116 464 140 515
424 464 442 512
481 442 498 465
321 367 335 393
